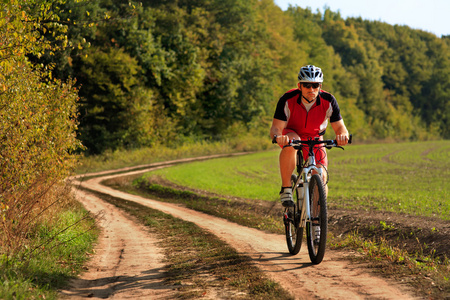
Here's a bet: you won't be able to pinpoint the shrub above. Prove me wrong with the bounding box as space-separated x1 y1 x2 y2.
0 1 82 255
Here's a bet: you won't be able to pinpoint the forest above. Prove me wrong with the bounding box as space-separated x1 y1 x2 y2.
2 0 450 156
33 0 448 154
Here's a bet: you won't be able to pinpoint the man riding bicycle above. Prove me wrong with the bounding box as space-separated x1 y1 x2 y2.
270 65 349 207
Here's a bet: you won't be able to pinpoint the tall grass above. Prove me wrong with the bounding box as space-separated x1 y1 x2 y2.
143 140 450 220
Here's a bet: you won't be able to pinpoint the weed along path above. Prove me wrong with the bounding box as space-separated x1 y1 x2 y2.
66 157 417 300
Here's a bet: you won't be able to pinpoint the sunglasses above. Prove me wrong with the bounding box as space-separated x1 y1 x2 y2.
301 82 321 89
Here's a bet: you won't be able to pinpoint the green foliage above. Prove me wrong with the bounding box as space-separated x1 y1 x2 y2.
0 65 79 191
77 47 158 153
32 0 449 154
0 0 82 253
0 0 67 72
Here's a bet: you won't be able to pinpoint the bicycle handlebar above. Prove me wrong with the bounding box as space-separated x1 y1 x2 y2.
273 134 353 150
293 134 352 146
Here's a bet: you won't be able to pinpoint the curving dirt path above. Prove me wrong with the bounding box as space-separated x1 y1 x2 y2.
62 157 418 299
60 187 176 299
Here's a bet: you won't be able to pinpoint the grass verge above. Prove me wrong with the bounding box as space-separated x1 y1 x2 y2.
0 202 97 299
76 135 272 174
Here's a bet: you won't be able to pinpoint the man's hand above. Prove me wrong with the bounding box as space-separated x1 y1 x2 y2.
274 134 290 147
335 134 349 146
331 120 349 146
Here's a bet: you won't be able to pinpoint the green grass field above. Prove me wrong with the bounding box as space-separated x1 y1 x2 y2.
143 140 450 220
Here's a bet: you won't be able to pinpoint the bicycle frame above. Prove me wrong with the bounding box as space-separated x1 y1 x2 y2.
288 135 352 226
292 147 324 229
280 135 352 262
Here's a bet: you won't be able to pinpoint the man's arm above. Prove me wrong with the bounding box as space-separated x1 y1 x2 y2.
270 118 290 146
270 118 286 139
331 119 349 146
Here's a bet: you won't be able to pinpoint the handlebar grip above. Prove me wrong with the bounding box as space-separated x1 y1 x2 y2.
348 134 353 144
272 135 278 144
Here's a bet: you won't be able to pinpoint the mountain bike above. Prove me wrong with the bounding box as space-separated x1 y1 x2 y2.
280 135 352 264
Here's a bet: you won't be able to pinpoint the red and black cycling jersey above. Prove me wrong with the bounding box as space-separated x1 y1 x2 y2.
273 88 342 139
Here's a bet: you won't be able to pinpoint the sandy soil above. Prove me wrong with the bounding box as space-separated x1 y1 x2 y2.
62 157 419 299
59 187 176 299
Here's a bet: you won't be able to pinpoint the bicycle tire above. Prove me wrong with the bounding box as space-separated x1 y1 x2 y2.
306 174 327 264
284 174 303 255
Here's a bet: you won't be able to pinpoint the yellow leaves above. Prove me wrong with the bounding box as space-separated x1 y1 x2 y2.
0 203 9 221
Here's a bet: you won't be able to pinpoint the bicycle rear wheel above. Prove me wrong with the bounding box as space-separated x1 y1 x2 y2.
284 174 303 255
306 174 327 264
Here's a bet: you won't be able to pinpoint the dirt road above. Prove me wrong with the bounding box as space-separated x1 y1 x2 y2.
63 158 417 299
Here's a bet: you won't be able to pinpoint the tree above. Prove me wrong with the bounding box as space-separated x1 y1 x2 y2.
25 0 449 153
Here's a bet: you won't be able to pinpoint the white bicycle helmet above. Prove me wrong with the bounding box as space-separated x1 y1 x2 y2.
298 65 323 83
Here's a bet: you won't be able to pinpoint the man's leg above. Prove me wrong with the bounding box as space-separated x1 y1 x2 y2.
278 132 299 207
279 131 300 186
280 146 296 187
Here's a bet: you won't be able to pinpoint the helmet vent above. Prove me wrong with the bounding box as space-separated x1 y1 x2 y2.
298 65 323 83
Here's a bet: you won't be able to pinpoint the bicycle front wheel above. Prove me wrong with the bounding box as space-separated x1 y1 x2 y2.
284 174 303 255
306 174 327 264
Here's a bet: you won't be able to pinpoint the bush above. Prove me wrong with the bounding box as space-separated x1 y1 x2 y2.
0 1 82 255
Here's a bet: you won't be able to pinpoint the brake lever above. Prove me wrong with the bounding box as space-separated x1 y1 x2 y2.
326 143 344 150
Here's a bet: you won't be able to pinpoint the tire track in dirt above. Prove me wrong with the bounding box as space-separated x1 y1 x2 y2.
60 188 176 299
66 157 418 299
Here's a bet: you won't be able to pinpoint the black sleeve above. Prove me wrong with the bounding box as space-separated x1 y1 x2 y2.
320 92 342 123
329 95 342 123
273 96 288 121
273 89 299 121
